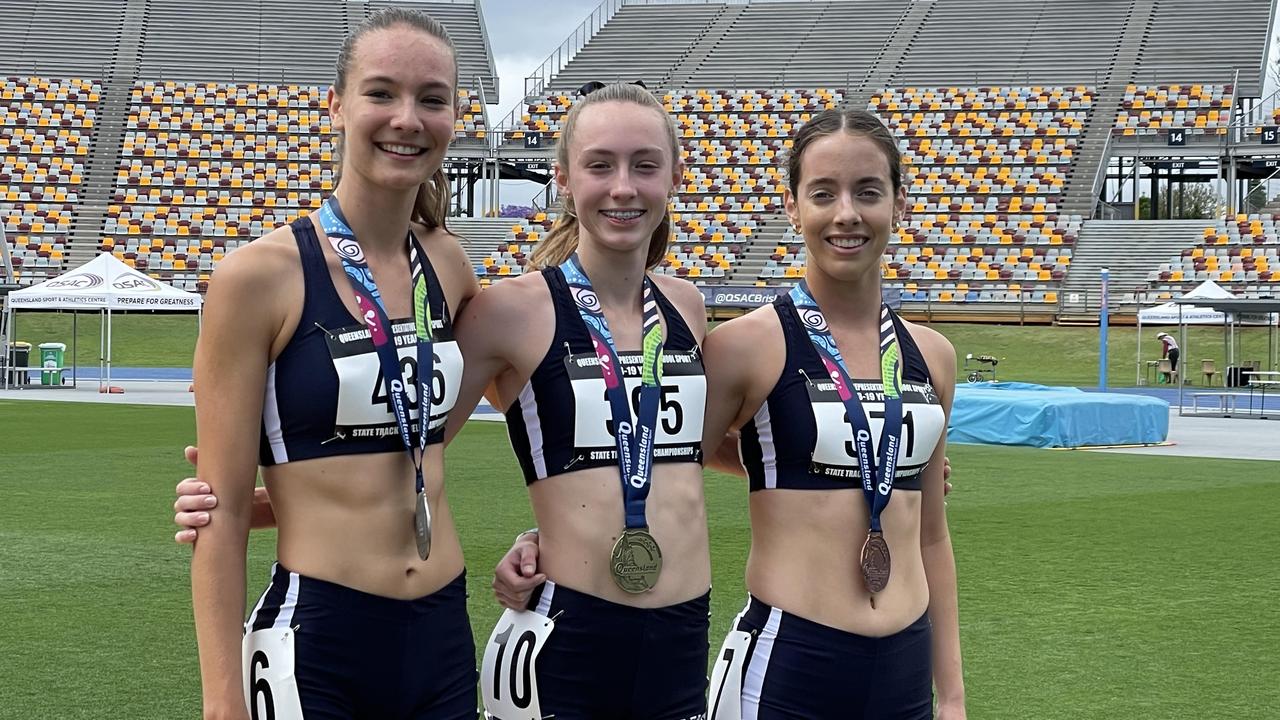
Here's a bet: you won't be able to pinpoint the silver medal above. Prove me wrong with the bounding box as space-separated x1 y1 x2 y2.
414 490 432 561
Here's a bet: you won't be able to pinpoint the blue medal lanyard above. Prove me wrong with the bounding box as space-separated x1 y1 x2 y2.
789 281 903 534
317 197 435 495
560 254 664 531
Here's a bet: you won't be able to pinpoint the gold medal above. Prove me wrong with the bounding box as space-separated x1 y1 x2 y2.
861 530 890 594
609 528 663 593
414 490 432 561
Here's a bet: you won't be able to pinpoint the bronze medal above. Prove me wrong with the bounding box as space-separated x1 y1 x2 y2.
861 530 890 594
609 528 663 593
414 490 432 561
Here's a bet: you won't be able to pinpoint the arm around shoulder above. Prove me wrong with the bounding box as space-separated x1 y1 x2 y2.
700 309 780 476
443 273 545 444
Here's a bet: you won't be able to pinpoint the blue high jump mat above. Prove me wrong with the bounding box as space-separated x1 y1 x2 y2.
948 382 1169 448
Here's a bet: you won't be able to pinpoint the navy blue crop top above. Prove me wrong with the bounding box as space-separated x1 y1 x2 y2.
504 266 706 484
258 217 463 466
738 294 945 492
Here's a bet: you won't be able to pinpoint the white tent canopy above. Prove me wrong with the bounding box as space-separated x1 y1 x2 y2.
1137 279 1235 325
2 253 202 388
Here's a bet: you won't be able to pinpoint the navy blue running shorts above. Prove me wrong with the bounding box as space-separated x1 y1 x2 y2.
526 579 710 720
246 563 478 720
729 595 932 720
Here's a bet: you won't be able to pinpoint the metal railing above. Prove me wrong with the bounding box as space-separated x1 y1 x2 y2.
901 291 1058 325
491 0 619 140
1090 126 1115 216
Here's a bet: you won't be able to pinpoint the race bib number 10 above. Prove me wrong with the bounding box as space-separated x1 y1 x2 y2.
481 608 555 720
242 627 304 720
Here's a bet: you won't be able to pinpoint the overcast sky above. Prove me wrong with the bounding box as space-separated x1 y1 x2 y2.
479 0 605 117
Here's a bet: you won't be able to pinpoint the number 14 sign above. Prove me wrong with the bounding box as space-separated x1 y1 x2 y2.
482 608 555 720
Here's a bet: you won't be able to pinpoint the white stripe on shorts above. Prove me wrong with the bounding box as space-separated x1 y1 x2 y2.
534 579 556 616
274 570 301 630
244 562 278 631
741 602 782 720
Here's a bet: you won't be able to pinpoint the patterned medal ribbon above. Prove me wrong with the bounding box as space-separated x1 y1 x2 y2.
317 197 436 559
559 253 665 592
788 280 903 593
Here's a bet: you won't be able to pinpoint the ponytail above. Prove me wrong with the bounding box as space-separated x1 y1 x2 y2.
529 196 580 268
413 166 451 233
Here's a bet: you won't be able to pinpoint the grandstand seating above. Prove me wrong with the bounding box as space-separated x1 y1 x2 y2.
4 0 1277 312
100 80 487 290
1 76 98 285
1146 214 1280 300
1134 0 1272 96
0 1 123 76
863 86 1089 304
1115 84 1233 136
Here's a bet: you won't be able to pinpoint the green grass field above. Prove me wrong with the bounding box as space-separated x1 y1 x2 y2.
2 401 1277 718
7 311 1274 387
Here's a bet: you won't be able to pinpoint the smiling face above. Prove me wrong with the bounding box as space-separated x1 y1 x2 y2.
784 131 907 284
329 24 457 193
554 100 681 260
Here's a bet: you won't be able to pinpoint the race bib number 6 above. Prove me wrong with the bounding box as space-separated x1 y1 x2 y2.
242 627 304 720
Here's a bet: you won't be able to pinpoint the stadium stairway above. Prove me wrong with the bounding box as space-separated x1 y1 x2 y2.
1059 219 1204 316
450 216 523 271
1059 0 1156 217
859 0 932 95
730 220 789 283
665 4 743 89
66 0 148 265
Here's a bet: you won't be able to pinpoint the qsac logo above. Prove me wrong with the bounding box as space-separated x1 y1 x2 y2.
112 275 161 291
47 273 103 289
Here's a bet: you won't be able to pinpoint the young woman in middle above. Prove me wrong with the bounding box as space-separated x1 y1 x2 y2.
446 82 712 720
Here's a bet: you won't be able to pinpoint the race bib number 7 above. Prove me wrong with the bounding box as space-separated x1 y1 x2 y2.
242 627 304 720
481 608 555 720
708 628 752 720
